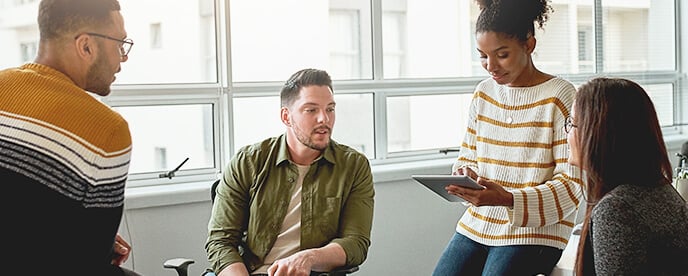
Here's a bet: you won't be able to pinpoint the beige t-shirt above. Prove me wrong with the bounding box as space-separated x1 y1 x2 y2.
253 164 309 274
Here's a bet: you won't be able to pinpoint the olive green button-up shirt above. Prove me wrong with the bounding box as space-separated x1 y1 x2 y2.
206 134 375 273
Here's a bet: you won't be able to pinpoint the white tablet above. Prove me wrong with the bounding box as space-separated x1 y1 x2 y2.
411 174 484 202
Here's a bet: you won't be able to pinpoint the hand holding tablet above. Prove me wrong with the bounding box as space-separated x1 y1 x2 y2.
412 174 485 202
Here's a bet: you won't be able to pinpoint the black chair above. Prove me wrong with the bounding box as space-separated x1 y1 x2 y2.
164 179 359 276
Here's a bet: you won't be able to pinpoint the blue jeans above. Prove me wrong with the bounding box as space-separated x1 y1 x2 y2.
432 232 563 276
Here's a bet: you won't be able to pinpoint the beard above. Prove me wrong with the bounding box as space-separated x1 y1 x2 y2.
293 123 331 151
85 53 113 96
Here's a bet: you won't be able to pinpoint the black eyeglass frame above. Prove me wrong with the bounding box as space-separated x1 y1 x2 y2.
77 32 134 58
564 116 578 133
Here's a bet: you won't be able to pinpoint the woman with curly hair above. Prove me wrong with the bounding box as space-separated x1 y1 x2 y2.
433 0 583 275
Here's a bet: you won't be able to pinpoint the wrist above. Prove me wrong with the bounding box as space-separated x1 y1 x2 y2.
504 191 514 207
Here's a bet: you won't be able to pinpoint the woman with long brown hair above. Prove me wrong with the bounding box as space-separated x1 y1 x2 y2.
569 77 688 275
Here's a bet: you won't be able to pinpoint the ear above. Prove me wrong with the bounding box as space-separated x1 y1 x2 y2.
74 34 96 61
280 107 291 127
525 35 536 54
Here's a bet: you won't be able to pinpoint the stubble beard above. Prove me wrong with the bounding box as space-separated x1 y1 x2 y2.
294 125 330 151
85 53 113 96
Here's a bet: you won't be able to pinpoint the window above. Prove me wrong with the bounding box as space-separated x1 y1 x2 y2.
601 1 675 72
578 27 594 72
0 0 682 187
150 23 162 49
387 93 472 154
115 0 218 84
113 104 215 175
20 42 37 63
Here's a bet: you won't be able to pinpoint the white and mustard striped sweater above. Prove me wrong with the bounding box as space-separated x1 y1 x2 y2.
0 63 132 274
454 77 583 250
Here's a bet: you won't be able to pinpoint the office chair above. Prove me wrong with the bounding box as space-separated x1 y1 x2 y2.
163 179 359 276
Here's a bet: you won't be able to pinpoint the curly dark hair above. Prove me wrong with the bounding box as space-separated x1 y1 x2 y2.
475 0 553 41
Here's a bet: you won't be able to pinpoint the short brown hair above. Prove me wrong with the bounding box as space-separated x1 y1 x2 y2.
38 0 121 40
280 68 333 108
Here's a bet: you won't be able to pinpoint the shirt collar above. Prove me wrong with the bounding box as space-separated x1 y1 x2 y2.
275 134 336 166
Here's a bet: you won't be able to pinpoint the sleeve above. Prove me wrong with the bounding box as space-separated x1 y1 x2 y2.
454 89 481 173
591 196 650 275
205 149 252 273
331 155 375 266
509 83 585 227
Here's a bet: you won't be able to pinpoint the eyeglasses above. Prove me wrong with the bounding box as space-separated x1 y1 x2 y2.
564 116 578 133
79 32 134 59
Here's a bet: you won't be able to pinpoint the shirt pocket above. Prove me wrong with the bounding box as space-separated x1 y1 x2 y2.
315 196 342 237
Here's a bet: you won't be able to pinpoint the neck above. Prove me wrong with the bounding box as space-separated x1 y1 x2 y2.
34 42 86 88
511 66 550 87
285 134 322 166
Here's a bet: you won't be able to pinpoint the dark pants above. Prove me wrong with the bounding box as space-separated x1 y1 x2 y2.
432 232 563 276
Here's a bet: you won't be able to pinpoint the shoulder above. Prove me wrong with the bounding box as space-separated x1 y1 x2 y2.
327 140 370 166
591 184 659 223
544 77 576 97
234 136 281 161
475 78 498 93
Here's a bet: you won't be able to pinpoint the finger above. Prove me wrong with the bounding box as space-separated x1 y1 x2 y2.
268 262 279 276
115 234 131 248
115 241 129 255
465 168 478 179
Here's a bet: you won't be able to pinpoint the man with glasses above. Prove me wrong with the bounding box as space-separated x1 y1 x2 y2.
0 0 140 275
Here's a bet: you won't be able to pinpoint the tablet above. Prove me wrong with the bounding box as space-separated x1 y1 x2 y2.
411 174 484 202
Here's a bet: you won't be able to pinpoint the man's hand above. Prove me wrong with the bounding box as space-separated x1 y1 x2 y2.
112 233 131 266
267 243 346 276
267 250 316 276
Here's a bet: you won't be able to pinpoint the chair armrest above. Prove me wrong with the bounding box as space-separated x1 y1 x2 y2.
336 266 359 274
163 258 195 276
312 265 360 276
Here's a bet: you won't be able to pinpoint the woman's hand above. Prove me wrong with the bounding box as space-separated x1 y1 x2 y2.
447 167 514 207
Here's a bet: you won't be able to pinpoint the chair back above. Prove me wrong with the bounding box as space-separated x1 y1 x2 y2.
210 179 220 203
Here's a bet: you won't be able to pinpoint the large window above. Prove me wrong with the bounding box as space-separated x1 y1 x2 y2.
0 0 681 187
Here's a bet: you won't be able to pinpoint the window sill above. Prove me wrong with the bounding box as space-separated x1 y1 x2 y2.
123 157 455 210
124 133 688 211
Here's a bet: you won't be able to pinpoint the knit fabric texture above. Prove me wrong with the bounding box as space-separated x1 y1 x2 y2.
454 77 583 249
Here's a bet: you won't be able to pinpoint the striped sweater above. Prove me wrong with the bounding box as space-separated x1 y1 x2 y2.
0 63 132 274
454 77 583 250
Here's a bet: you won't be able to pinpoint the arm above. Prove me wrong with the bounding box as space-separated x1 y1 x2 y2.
453 91 480 173
329 156 375 267
591 196 649 275
218 263 250 276
449 90 514 207
206 151 252 274
508 87 583 227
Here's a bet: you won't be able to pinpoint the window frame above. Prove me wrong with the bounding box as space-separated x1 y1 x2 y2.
95 0 686 187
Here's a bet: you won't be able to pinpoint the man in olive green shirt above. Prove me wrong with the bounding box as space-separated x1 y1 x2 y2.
206 68 375 276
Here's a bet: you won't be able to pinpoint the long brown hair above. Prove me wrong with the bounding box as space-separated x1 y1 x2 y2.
573 77 673 275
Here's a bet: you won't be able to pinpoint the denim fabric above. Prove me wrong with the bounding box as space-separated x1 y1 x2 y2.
432 232 563 276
